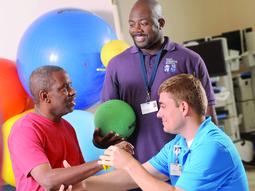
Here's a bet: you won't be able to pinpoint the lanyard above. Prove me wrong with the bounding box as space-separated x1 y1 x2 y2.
139 48 163 102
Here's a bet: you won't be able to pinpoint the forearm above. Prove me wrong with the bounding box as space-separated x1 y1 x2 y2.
126 160 175 191
84 169 138 191
43 161 102 190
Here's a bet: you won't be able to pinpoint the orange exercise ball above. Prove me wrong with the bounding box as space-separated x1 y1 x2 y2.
0 115 3 186
0 58 33 121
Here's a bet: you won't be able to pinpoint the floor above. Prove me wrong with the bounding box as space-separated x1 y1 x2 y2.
2 165 255 190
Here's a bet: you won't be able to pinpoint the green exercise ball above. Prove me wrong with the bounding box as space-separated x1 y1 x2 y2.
94 100 136 139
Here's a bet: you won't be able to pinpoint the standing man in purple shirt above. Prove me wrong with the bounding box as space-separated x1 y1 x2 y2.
93 0 217 164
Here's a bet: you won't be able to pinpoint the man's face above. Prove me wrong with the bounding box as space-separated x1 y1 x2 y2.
47 70 76 117
157 92 184 134
128 5 162 50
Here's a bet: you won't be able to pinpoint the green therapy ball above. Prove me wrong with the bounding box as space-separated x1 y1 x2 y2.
94 100 136 139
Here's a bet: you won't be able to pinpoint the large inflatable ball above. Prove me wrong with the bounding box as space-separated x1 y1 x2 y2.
94 100 136 139
100 40 129 67
0 58 33 121
2 109 33 186
63 110 111 174
0 116 3 183
16 8 117 109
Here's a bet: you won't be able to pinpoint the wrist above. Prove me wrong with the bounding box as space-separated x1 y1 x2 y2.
92 139 107 149
125 157 138 173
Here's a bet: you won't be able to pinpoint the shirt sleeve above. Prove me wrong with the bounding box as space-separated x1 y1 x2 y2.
148 141 172 177
184 48 216 106
195 57 216 106
8 119 49 177
176 142 234 191
101 60 120 101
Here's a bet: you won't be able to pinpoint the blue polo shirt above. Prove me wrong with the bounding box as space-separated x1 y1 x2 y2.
149 117 249 191
101 37 215 163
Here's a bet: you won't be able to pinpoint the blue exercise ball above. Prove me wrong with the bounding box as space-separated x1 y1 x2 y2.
16 8 116 109
63 110 112 175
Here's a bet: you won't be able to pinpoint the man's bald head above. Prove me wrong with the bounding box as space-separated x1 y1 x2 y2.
130 0 163 20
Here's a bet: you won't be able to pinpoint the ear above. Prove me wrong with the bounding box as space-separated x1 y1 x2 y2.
179 101 189 117
158 18 165 29
38 90 50 103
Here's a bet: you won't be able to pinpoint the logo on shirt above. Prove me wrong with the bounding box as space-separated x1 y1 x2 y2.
164 58 178 73
173 144 181 156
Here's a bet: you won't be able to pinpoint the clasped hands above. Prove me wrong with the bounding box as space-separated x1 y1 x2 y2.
93 127 135 170
98 141 135 171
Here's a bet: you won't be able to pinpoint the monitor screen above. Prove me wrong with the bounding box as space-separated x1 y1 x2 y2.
187 40 227 77
222 30 242 53
183 38 205 45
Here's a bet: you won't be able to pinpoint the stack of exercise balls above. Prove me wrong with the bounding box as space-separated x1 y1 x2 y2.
1 8 132 187
16 8 117 110
0 57 33 185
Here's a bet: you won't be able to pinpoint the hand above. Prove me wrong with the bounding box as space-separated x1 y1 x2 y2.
58 162 72 191
59 184 72 191
98 146 134 171
62 160 87 190
93 128 123 149
63 160 71 168
115 141 134 155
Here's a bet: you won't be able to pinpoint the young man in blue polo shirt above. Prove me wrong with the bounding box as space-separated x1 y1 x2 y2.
84 74 248 191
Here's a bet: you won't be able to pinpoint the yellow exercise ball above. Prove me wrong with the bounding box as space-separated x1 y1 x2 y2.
100 40 129 67
2 109 33 186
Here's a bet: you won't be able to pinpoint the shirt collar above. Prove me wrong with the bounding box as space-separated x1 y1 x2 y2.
130 36 176 54
175 117 213 151
189 116 214 150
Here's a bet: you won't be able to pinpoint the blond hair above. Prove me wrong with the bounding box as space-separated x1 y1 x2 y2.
158 74 208 115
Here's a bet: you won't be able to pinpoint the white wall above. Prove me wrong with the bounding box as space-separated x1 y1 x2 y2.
2 0 255 60
115 0 255 45
0 0 115 60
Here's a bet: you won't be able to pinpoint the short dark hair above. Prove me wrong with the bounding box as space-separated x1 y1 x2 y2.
29 65 65 103
158 74 208 116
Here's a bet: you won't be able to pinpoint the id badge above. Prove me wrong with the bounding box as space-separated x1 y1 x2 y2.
140 100 158 115
170 163 182 176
